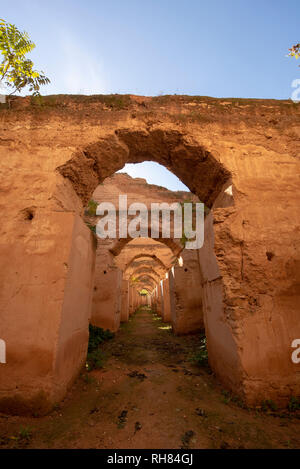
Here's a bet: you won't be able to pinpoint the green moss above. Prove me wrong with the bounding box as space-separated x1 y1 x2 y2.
261 399 278 412
86 324 114 371
189 334 208 367
88 324 114 353
220 390 248 409
86 349 106 371
287 396 300 412
18 426 32 441
86 199 98 216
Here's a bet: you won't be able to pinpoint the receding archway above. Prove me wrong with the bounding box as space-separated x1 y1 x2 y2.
2 103 299 415
125 254 168 272
57 128 231 208
56 129 234 405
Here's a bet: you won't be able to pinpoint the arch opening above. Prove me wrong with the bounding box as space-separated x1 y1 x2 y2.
2 99 299 417
61 129 237 405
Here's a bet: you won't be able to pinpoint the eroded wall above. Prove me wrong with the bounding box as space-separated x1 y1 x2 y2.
172 250 204 334
121 280 129 322
0 95 299 408
0 212 95 414
91 242 122 332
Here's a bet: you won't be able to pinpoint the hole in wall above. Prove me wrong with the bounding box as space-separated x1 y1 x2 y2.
20 207 36 221
266 251 274 261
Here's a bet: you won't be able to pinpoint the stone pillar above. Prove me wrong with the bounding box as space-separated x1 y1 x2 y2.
133 289 138 312
91 243 122 332
0 212 96 414
150 291 154 311
156 283 163 317
151 287 157 313
129 285 134 316
136 290 141 309
121 279 129 322
171 250 204 335
159 281 165 319
169 268 176 322
162 275 173 322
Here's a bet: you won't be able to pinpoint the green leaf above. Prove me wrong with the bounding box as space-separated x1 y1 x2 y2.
0 18 50 94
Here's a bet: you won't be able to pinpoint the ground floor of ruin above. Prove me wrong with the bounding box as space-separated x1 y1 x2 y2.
0 306 299 449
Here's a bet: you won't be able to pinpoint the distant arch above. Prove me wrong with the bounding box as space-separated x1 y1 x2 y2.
110 235 182 257
130 267 161 281
125 254 168 272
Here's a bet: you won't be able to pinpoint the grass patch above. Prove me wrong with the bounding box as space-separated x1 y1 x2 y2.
221 390 248 409
85 199 98 216
18 426 32 441
99 94 131 109
86 324 114 371
86 349 106 371
261 399 278 412
287 396 300 412
29 94 132 109
189 334 208 367
88 324 114 352
85 222 96 234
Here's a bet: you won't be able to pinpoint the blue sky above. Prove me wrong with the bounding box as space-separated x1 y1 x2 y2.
2 0 299 190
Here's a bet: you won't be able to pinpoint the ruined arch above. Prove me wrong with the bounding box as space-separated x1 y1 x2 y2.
133 273 158 285
125 254 168 272
1 99 299 414
141 285 154 293
110 234 182 258
0 127 250 407
129 267 161 282
57 128 231 209
125 261 164 279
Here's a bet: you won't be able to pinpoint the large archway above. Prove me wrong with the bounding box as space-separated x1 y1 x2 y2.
57 128 231 208
56 128 238 399
1 99 299 414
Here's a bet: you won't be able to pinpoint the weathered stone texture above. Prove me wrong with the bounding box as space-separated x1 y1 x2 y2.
0 94 299 410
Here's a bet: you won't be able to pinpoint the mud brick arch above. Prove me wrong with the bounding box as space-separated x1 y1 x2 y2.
0 95 299 413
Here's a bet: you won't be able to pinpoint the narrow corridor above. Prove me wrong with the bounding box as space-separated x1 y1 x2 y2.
0 307 299 449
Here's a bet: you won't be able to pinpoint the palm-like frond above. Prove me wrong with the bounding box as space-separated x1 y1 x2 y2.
0 18 50 95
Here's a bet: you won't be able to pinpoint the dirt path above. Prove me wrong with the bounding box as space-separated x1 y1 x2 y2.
1 307 300 449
